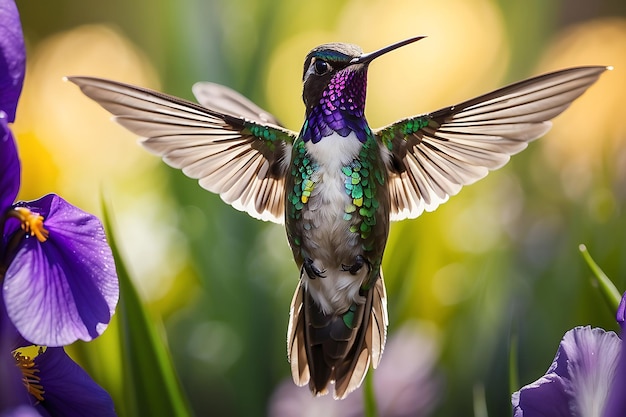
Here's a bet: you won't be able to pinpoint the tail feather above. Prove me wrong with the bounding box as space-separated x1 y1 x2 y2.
287 273 388 399
367 273 388 368
287 283 309 385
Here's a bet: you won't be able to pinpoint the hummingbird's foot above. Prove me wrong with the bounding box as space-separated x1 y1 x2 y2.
341 255 371 275
303 257 326 279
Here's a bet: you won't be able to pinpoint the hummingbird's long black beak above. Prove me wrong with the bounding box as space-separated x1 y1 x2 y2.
351 36 426 65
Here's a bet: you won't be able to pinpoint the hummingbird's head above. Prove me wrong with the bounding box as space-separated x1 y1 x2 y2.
301 37 426 113
301 43 364 111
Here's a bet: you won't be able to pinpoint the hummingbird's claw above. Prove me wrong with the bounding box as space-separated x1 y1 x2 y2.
303 257 327 279
341 255 370 275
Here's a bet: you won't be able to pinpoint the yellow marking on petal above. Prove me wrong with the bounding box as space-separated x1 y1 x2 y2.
13 207 49 242
353 197 363 207
13 346 47 402
301 195 309 204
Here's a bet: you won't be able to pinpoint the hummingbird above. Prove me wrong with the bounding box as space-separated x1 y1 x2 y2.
67 36 608 399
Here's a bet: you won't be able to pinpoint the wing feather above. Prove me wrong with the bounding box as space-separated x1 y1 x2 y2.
68 76 297 223
376 66 609 221
192 81 283 125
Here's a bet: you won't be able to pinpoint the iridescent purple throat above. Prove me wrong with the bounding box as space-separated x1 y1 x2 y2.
302 69 371 143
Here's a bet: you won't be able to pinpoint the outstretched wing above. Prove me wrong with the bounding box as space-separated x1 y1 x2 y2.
68 76 297 224
375 66 609 221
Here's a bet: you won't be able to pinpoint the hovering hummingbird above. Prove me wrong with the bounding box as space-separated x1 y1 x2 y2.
68 36 608 399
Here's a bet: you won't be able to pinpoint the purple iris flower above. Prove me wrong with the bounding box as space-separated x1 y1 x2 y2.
19 346 116 416
0 0 118 346
512 293 626 417
1 300 116 417
0 0 24 123
602 293 626 417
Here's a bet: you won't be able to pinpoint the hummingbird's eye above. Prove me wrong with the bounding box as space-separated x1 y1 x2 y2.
314 59 331 75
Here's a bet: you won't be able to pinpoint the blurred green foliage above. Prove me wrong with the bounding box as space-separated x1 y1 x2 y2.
14 0 626 415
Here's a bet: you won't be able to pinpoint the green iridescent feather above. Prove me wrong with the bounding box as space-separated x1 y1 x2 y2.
342 303 358 328
287 140 317 221
342 137 383 242
242 121 295 152
377 115 431 149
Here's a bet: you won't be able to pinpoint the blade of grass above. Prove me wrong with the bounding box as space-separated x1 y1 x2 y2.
101 199 191 417
579 244 621 314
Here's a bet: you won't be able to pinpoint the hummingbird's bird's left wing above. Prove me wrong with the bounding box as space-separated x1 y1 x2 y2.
375 66 609 221
192 81 283 126
67 77 297 224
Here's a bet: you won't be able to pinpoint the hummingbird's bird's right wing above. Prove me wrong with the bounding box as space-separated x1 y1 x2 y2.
67 77 297 224
375 66 609 221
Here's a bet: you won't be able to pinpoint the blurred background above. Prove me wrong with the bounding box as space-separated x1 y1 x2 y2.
12 0 626 415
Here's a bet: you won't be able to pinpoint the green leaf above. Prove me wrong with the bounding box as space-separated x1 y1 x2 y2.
579 244 621 314
101 200 192 417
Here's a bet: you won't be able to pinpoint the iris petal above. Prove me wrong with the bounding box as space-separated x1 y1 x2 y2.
565 327 620 416
34 348 116 417
0 303 31 411
0 405 45 417
513 326 621 417
3 194 119 346
0 0 25 122
512 374 571 417
0 112 20 212
604 293 626 417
